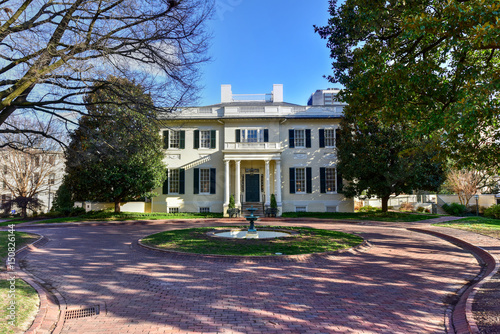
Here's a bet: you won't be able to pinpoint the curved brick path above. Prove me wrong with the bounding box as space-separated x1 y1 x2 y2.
16 219 485 334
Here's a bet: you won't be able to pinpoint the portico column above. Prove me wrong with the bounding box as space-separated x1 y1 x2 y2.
224 160 230 206
275 160 282 205
235 160 241 207
265 160 271 206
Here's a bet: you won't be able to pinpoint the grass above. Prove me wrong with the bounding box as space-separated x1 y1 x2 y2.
0 231 40 334
8 211 224 225
141 226 364 256
0 279 39 334
434 217 500 239
281 211 441 222
0 232 40 268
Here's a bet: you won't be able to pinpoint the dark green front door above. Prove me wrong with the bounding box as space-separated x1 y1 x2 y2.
245 174 260 202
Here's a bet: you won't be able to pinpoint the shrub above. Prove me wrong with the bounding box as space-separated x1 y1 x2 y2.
399 203 414 212
270 194 277 209
228 195 235 209
442 203 467 216
354 201 363 211
417 206 425 213
484 205 500 219
357 206 381 213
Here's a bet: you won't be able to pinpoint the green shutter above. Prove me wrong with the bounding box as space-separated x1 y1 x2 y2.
235 129 241 143
320 168 326 193
193 168 199 194
163 130 169 149
210 168 216 194
194 130 199 149
306 129 311 148
264 129 269 142
210 130 216 149
319 129 325 148
179 169 185 194
336 170 343 193
179 131 185 149
289 129 295 148
306 167 312 193
162 170 169 194
289 168 295 194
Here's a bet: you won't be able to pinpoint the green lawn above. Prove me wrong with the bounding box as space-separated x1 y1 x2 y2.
141 226 364 256
0 279 39 334
434 217 500 239
4 212 225 225
281 211 441 222
0 231 40 334
0 232 40 267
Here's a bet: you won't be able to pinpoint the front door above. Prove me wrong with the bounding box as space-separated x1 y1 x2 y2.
245 174 260 202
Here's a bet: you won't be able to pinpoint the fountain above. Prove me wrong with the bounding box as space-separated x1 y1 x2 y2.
245 206 258 237
211 206 294 239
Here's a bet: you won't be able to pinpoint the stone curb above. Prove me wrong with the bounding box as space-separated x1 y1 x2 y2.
3 233 65 334
407 228 499 334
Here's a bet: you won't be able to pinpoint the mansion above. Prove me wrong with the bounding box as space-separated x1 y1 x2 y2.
152 84 353 216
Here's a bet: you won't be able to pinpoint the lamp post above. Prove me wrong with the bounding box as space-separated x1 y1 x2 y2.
474 194 479 216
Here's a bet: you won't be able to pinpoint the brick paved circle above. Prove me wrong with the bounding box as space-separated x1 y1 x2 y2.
19 220 480 334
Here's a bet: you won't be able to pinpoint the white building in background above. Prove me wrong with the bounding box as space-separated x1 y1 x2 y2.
153 84 353 216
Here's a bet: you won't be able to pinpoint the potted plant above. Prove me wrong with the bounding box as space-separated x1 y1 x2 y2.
266 194 278 217
227 195 239 217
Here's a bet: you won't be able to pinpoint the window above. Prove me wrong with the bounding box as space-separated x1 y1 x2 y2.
236 129 268 143
2 181 6 189
199 207 210 213
194 168 216 195
163 130 185 149
169 131 180 149
320 167 337 193
295 129 305 148
168 207 179 214
295 168 306 193
34 173 40 184
162 169 185 195
289 167 312 194
325 129 335 147
296 206 307 213
200 130 211 149
169 169 180 194
289 129 311 148
324 93 334 105
319 129 336 148
2 165 6 174
48 174 55 185
199 168 210 193
48 155 55 166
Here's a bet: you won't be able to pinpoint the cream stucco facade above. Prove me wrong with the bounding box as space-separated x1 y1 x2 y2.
152 84 354 216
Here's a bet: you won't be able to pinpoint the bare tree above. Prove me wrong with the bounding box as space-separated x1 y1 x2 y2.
0 116 63 216
0 0 213 145
444 169 489 207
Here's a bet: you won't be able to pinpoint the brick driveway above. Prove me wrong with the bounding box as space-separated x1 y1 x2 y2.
19 220 479 334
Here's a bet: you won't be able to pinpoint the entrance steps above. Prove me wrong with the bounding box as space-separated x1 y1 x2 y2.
241 202 265 217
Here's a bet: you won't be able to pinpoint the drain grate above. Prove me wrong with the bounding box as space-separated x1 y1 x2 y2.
64 305 100 320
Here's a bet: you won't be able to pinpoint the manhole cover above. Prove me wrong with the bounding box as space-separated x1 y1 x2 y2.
65 305 100 320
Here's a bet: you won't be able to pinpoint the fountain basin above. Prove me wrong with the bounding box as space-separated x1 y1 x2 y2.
210 229 295 239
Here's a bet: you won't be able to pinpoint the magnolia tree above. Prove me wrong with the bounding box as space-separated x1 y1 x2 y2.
0 0 213 146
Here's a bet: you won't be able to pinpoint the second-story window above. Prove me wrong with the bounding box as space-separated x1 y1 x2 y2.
169 131 180 149
200 130 211 148
194 130 216 149
295 129 305 148
48 174 55 185
236 129 269 143
325 129 335 147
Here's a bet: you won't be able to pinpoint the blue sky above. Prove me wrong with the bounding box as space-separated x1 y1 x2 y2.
198 0 337 106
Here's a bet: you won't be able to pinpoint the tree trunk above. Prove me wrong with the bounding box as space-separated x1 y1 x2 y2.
114 199 121 213
21 205 27 218
381 196 390 213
